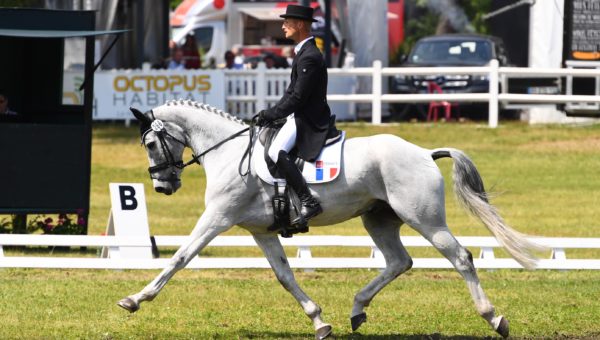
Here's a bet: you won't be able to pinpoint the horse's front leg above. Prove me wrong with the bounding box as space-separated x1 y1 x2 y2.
118 209 232 312
252 233 332 340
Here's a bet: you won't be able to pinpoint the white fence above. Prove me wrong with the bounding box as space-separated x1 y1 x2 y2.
225 60 600 127
1 234 600 270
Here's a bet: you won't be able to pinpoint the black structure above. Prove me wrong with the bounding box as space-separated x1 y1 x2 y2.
0 8 126 233
488 0 530 67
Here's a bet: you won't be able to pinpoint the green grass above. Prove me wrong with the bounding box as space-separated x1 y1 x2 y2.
2 121 600 339
1 269 599 339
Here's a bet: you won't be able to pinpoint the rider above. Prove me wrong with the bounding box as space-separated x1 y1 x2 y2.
255 4 335 227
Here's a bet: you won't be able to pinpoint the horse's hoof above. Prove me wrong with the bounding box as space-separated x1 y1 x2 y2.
117 297 139 313
315 324 332 340
350 312 367 332
495 315 509 338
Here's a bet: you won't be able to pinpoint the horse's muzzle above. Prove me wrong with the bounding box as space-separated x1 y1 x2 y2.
153 179 181 195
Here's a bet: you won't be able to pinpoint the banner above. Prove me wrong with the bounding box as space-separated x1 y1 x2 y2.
567 0 600 60
63 69 226 120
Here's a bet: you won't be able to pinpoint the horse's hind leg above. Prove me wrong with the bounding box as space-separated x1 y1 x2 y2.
417 225 509 338
351 205 413 332
252 233 332 340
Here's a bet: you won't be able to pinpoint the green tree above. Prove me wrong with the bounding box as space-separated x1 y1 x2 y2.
391 0 492 65
170 0 183 10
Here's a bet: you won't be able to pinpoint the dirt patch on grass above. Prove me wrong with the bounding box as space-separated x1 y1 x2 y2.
519 136 600 152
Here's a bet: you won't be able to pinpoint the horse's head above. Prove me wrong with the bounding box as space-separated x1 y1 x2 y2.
131 107 186 195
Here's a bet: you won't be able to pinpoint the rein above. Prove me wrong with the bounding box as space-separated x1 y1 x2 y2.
238 115 262 177
141 110 249 181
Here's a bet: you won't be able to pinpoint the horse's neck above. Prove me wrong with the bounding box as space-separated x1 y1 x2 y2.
154 103 246 162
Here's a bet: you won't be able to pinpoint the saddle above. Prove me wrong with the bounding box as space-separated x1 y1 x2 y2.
254 116 344 238
256 116 344 184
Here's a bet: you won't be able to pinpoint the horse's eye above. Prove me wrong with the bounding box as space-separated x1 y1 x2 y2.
146 141 157 150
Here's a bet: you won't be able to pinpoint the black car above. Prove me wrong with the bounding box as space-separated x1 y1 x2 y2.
390 34 511 120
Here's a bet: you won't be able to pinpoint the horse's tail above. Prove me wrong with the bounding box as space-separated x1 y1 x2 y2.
431 148 545 269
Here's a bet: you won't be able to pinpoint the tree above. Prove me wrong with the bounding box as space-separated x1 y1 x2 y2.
391 0 491 65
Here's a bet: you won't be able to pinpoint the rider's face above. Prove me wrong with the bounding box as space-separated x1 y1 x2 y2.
282 18 302 41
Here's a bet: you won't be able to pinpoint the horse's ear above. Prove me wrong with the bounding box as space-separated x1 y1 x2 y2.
130 107 151 124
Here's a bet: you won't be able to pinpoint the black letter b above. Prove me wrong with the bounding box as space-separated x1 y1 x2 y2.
119 185 138 210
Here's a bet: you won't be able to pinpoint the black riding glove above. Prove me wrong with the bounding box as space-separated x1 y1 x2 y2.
253 110 268 127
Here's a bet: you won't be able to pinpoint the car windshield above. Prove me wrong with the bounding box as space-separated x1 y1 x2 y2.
409 39 492 65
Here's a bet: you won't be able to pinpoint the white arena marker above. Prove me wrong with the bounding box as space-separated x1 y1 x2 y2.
101 183 153 259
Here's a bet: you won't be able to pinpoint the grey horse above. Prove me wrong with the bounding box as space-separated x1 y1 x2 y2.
118 100 541 339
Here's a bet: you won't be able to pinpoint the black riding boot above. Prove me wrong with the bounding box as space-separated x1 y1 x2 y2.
276 150 323 226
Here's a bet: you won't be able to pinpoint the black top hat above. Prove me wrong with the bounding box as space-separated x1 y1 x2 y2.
280 4 317 22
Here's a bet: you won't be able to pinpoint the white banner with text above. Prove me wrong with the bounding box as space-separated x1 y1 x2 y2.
63 69 226 120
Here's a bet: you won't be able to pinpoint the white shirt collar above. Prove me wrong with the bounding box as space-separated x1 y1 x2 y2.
294 36 314 55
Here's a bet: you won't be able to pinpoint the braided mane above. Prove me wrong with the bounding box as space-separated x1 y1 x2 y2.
164 99 246 126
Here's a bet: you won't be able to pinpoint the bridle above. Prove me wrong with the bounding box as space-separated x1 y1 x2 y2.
140 110 250 182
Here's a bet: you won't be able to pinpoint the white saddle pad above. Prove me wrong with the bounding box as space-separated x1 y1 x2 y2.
254 131 346 185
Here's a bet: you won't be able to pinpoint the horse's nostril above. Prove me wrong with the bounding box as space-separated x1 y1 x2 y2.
155 186 165 193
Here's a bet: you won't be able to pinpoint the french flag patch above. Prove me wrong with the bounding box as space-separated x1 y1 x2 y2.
316 160 323 181
330 167 338 178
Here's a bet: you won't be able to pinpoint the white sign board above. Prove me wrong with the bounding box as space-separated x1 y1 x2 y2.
63 69 226 120
104 183 153 259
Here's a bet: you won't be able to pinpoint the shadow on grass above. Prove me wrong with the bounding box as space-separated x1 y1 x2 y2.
343 334 498 340
239 330 499 339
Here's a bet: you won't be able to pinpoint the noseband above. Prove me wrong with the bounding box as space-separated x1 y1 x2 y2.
140 111 249 182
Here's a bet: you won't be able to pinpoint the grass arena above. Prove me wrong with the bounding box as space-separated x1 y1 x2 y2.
2 121 600 339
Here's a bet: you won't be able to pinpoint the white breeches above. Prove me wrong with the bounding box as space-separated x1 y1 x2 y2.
268 115 296 163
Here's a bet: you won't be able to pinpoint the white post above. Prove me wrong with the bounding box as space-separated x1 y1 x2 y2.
372 60 382 125
551 248 567 260
479 247 495 260
256 62 267 112
297 246 314 273
488 59 499 128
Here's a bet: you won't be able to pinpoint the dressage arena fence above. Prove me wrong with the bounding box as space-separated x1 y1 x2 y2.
225 59 600 127
1 234 600 270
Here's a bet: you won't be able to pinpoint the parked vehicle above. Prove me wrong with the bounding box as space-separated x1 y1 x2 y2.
390 34 511 120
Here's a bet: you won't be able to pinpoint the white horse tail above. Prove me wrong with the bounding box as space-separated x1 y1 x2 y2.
431 148 544 269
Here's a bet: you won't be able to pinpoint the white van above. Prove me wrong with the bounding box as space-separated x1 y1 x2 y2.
170 0 300 66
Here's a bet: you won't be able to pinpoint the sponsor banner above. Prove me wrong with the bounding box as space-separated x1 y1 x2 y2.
568 0 600 60
63 69 225 120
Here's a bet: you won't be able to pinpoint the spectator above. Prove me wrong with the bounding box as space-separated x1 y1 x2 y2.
167 47 185 70
182 34 201 69
224 50 235 69
281 46 294 67
231 45 245 69
263 53 289 69
206 57 217 69
151 57 168 69
0 91 17 115
263 54 276 69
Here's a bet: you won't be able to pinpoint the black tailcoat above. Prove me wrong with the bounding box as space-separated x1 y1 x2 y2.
263 38 331 162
